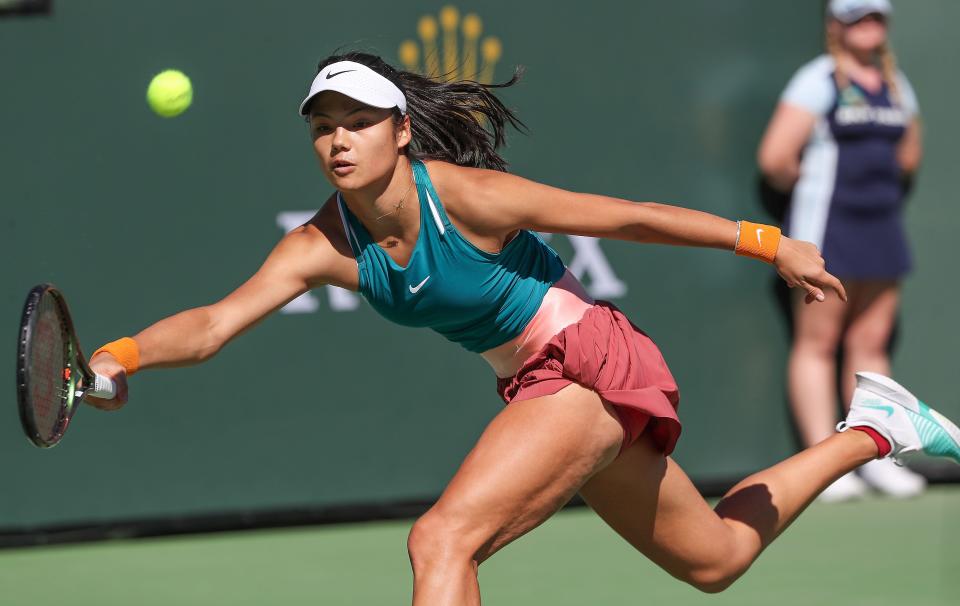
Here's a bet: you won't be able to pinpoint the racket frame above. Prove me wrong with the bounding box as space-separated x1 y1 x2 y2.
16 284 99 448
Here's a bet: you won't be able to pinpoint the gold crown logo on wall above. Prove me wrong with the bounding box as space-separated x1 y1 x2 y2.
398 5 502 83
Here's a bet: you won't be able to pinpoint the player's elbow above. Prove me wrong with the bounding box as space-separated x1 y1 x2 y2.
195 339 223 363
198 306 230 362
683 564 747 594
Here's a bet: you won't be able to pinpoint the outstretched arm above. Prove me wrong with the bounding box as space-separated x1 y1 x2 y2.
447 166 846 305
132 229 320 369
87 219 342 409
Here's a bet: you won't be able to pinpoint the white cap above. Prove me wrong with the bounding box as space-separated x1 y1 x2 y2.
298 61 407 116
828 0 892 24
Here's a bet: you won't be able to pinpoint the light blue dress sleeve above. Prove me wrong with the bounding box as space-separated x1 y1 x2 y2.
780 55 836 117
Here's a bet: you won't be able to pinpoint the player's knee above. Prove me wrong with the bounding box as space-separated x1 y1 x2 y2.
407 510 476 574
406 514 438 571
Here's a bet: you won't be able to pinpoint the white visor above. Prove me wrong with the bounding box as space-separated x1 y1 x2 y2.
298 60 407 116
828 0 892 24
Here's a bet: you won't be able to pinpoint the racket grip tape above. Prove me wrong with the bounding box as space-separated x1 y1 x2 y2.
87 374 117 399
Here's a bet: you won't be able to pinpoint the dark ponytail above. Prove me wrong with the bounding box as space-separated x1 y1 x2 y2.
315 52 526 172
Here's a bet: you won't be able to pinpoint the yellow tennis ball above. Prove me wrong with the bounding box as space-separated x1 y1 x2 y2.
146 70 192 118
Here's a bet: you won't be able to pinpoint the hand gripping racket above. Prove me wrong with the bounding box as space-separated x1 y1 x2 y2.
16 284 117 448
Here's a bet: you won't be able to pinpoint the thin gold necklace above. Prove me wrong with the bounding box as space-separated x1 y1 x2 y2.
375 168 416 221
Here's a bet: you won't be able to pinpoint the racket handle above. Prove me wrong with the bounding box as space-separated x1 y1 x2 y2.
87 374 117 400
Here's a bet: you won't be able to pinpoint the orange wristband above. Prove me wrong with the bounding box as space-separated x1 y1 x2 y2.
735 221 781 263
92 337 140 376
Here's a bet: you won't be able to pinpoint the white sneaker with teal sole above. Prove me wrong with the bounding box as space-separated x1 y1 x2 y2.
838 372 960 465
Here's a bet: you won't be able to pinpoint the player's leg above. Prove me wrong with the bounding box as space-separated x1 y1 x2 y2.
787 288 849 446
407 383 624 606
582 371 960 593
580 428 878 593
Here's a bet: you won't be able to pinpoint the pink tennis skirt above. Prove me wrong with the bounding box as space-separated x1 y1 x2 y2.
496 302 681 456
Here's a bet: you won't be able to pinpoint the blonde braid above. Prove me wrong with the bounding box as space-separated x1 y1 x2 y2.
878 43 901 104
825 28 850 92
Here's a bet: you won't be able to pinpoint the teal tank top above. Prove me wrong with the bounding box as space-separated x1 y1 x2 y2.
336 159 566 353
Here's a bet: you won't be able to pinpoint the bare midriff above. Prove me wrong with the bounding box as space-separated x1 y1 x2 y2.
481 270 595 378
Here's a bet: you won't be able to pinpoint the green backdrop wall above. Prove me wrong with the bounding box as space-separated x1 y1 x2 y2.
2 0 957 530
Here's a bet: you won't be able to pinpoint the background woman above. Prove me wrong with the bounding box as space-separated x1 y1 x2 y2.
87 52 957 604
757 0 924 501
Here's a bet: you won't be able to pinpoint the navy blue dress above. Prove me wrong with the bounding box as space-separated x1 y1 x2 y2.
780 55 918 280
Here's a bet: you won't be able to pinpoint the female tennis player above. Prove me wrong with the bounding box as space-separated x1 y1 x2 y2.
87 52 959 603
758 0 926 501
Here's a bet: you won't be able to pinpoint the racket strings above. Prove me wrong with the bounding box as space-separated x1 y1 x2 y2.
28 295 70 439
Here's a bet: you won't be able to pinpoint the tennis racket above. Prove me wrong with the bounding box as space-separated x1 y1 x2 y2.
16 284 116 448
